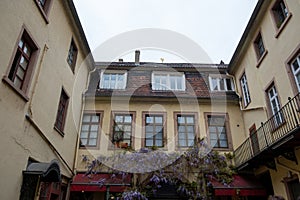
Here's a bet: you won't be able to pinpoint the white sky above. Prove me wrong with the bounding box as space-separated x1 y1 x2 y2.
73 0 257 64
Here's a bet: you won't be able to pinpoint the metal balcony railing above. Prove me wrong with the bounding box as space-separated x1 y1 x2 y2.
234 93 300 168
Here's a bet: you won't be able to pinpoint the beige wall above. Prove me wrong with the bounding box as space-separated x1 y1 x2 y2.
0 0 91 199
76 98 244 171
230 0 300 198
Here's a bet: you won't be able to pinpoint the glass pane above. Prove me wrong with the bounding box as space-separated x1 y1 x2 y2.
220 79 225 90
211 78 218 90
124 125 131 132
146 139 153 147
155 132 163 139
178 140 186 147
115 115 123 122
155 116 163 124
83 115 90 122
188 132 194 140
220 133 227 140
218 127 225 134
81 139 87 145
81 125 89 131
292 60 299 71
209 127 216 133
177 116 185 124
226 79 233 90
178 132 186 139
24 44 31 57
80 131 88 138
146 116 153 124
16 68 25 79
124 116 132 123
145 125 153 133
187 125 194 133
89 139 97 146
186 117 194 124
187 139 194 147
18 39 24 48
90 125 98 131
210 139 218 147
155 126 163 133
210 133 217 140
123 132 131 139
170 76 176 89
156 140 163 147
90 131 98 138
220 140 228 148
177 76 183 90
145 132 153 138
91 115 99 122
19 56 28 70
178 125 185 132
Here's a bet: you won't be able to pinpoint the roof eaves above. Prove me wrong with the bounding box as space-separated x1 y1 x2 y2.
228 0 265 73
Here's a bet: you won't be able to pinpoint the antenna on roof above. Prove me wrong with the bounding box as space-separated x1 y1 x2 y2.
160 58 164 63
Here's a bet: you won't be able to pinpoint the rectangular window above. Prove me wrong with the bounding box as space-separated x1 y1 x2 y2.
272 0 289 28
267 85 284 127
144 114 165 148
176 114 196 148
5 29 38 95
54 89 69 134
67 39 78 72
254 32 265 59
240 73 251 106
152 72 185 91
34 0 52 22
209 76 234 91
291 54 300 92
100 71 127 89
207 115 228 149
80 113 101 147
112 113 134 148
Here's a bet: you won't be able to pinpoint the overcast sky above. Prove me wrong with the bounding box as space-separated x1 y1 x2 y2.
73 0 257 64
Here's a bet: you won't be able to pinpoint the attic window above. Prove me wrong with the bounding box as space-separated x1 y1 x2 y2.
209 76 234 92
99 70 127 89
152 72 185 91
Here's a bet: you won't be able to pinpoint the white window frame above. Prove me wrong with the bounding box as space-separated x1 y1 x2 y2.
240 74 251 106
152 72 185 91
208 76 234 92
99 70 127 89
291 55 300 92
268 85 283 126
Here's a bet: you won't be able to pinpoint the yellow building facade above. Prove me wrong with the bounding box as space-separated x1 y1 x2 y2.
0 0 93 199
229 0 300 199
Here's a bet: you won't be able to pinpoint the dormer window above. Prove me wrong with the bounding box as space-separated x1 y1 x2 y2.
152 72 185 91
99 70 127 89
209 76 234 92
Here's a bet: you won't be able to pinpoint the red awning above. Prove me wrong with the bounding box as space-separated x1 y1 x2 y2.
70 173 131 192
209 175 267 196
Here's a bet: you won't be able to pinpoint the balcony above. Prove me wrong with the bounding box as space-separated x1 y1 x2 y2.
234 93 300 170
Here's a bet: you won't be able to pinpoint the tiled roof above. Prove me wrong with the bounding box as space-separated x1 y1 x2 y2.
86 62 239 101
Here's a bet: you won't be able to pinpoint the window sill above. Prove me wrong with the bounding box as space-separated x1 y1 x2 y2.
2 76 29 102
34 0 50 24
256 50 268 68
213 147 233 151
275 13 292 39
79 145 99 150
54 126 65 137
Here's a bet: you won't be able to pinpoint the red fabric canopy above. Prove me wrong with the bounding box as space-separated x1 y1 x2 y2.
209 175 267 196
70 173 131 192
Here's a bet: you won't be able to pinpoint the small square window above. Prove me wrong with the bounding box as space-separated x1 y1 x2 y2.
254 33 265 59
67 39 78 73
54 89 69 134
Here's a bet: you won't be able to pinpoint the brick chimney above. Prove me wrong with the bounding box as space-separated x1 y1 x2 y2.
135 50 140 65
